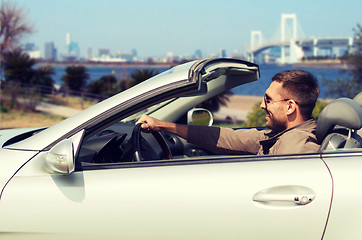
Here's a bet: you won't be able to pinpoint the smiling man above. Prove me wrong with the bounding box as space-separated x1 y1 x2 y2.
137 70 320 155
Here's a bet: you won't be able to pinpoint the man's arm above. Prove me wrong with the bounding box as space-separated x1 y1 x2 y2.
136 115 262 155
136 115 189 140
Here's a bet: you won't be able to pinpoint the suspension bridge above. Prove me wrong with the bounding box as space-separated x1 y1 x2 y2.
248 13 358 64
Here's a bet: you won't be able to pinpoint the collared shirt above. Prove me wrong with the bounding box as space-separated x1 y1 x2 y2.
187 119 320 155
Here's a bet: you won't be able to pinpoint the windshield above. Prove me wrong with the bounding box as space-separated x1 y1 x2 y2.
122 98 176 122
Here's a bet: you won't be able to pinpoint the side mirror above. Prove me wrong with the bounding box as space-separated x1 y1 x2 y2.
187 108 213 126
44 139 75 175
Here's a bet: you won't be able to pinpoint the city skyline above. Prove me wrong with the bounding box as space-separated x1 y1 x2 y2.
12 0 362 59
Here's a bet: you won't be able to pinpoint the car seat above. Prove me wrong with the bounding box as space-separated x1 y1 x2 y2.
316 96 362 151
353 92 362 137
353 92 362 107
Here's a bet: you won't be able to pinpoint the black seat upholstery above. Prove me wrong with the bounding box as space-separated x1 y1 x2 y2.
317 97 362 151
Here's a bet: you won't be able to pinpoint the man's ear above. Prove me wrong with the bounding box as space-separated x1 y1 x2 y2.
286 100 297 116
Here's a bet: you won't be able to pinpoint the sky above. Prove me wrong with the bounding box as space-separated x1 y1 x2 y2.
10 0 362 58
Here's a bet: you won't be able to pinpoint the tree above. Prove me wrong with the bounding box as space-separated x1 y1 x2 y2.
0 1 33 57
241 102 266 128
2 49 55 90
86 75 118 98
35 65 55 94
323 24 362 98
2 50 37 111
345 24 362 95
312 100 328 120
197 91 233 112
2 49 36 84
1 49 55 111
62 65 89 93
130 69 158 87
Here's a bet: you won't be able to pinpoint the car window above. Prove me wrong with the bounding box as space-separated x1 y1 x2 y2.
122 98 176 123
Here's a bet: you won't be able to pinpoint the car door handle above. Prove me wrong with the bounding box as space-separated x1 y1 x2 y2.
252 185 315 206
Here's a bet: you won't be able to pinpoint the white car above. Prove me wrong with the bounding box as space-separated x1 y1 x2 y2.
1 58 362 240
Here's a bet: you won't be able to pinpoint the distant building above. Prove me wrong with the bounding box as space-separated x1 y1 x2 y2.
131 49 137 58
194 49 202 58
23 42 42 59
87 48 93 60
63 33 80 60
68 42 79 57
44 42 57 61
219 49 227 58
66 33 71 46
98 49 111 57
24 43 36 51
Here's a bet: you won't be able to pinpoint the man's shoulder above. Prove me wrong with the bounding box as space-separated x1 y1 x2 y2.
296 119 317 131
276 120 319 154
280 129 315 142
284 119 317 136
282 120 318 141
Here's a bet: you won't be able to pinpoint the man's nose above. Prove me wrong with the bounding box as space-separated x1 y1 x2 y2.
260 100 266 109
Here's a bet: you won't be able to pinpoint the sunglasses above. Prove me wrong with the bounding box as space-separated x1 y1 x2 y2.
264 95 299 106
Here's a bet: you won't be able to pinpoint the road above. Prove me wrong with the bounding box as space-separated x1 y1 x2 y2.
36 102 80 118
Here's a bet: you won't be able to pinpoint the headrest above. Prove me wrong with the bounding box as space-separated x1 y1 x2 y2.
353 92 362 107
316 98 362 143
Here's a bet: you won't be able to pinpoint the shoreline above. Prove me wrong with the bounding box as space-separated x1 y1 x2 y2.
292 60 351 69
36 60 351 70
36 61 174 69
214 95 263 122
225 95 263 111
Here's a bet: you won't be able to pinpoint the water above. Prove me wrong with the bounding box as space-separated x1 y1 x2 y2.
232 64 347 98
51 63 348 99
52 65 171 85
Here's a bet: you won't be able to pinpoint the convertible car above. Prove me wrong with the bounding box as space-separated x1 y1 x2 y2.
1 58 362 240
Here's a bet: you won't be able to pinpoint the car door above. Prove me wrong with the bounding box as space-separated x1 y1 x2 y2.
320 151 362 239
0 153 332 240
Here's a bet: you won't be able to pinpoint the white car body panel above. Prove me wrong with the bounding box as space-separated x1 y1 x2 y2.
1 153 332 239
0 127 42 146
0 149 39 192
322 152 362 239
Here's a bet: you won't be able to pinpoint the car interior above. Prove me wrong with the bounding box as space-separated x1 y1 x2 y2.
75 91 362 169
76 109 216 166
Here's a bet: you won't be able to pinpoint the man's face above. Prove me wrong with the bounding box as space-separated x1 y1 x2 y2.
260 81 289 131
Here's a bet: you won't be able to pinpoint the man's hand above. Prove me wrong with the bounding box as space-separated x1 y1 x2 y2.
136 115 189 140
136 115 162 133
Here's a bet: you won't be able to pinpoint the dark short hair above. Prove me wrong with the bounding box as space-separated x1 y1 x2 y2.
272 70 319 119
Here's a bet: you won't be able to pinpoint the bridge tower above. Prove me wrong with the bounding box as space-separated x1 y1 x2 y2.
280 14 298 64
250 31 263 62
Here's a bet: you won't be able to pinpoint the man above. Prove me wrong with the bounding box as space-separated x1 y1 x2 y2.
137 70 320 155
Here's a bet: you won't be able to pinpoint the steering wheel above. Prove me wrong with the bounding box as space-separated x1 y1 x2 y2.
132 123 173 162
